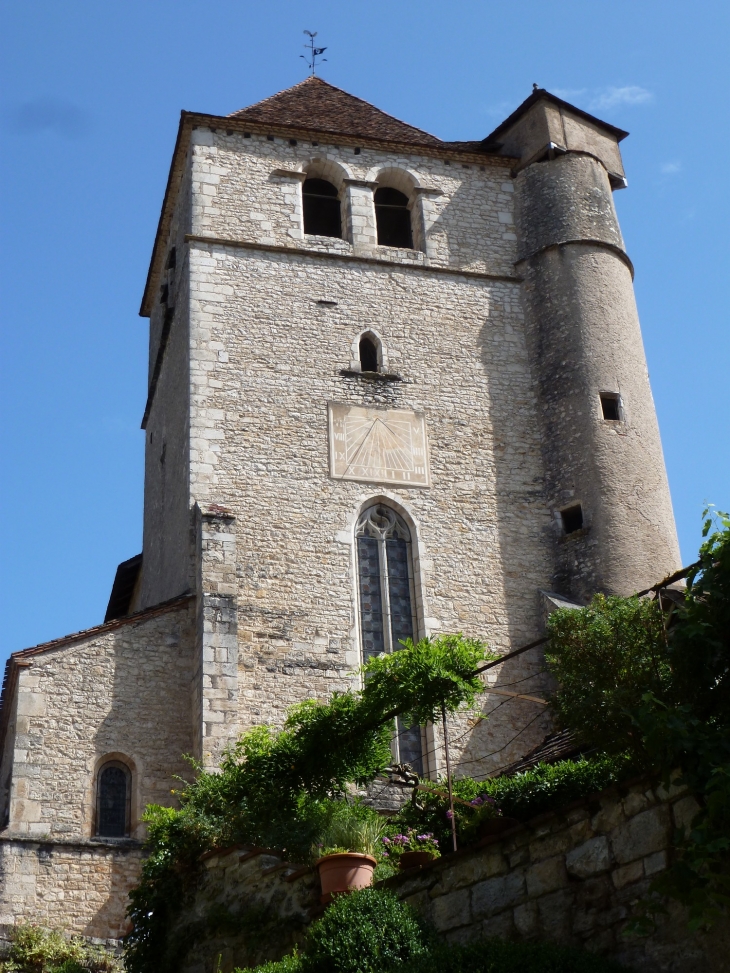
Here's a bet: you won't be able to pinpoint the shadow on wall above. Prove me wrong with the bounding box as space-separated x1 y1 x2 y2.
447 308 556 778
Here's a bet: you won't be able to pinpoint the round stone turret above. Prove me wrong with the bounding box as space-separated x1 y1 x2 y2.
517 154 680 599
485 91 682 600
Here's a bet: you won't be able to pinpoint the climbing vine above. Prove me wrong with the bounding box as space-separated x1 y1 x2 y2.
124 634 492 973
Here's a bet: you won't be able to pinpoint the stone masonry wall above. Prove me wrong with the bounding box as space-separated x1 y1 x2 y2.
176 847 320 973
187 238 556 774
0 601 196 941
0 837 142 940
172 778 728 973
5 601 195 839
188 127 519 275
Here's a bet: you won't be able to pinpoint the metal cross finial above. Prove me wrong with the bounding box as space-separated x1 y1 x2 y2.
301 30 327 76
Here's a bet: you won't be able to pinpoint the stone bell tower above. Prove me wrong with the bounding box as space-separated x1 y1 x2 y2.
483 89 681 601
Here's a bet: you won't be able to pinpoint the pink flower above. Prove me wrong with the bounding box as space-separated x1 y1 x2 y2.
446 810 454 820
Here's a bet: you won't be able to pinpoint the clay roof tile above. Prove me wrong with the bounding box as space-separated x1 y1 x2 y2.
228 76 442 146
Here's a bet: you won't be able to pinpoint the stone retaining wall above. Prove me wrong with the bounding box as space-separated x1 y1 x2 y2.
175 846 320 972
174 777 729 973
0 836 142 940
383 776 726 973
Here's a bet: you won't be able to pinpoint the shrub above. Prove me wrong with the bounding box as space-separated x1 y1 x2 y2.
0 924 120 973
545 593 668 757
125 634 491 973
236 889 429 973
392 754 633 851
235 893 630 973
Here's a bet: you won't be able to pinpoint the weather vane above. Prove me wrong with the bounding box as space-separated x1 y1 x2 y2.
301 30 327 75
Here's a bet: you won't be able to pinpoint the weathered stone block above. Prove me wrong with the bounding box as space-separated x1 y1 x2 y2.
526 855 567 896
610 805 670 864
431 888 471 932
472 871 526 917
565 835 611 878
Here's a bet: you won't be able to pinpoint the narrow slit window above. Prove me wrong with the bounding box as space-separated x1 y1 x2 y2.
356 504 422 774
359 335 379 373
374 187 413 248
302 178 342 239
561 504 584 535
600 393 622 421
96 762 131 838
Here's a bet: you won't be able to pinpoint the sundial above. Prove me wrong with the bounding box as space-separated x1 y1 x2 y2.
328 403 430 487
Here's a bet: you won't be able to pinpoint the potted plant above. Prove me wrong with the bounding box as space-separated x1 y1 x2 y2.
382 828 441 870
314 811 386 903
469 794 518 836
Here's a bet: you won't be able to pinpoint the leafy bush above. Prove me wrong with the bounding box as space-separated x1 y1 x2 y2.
236 889 429 973
0 925 120 973
391 754 633 851
544 509 730 929
234 892 628 973
545 594 667 757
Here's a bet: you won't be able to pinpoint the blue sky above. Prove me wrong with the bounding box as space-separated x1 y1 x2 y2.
1 0 728 665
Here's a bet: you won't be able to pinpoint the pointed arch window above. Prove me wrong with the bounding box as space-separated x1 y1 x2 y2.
96 761 131 838
356 504 422 772
374 187 413 248
302 178 342 238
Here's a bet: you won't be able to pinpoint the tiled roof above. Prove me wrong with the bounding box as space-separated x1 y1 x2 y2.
229 77 442 147
497 728 583 776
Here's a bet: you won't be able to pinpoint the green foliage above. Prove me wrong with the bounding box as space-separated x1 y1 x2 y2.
317 805 388 858
361 634 492 727
545 594 668 757
392 755 633 851
0 925 120 973
236 889 430 973
235 891 628 972
125 634 490 973
544 509 730 930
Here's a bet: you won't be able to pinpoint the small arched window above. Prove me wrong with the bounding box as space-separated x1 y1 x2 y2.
96 761 131 838
356 504 422 772
359 334 379 373
302 178 342 239
374 187 413 249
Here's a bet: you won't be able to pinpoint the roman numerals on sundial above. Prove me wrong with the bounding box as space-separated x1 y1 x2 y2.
328 403 430 487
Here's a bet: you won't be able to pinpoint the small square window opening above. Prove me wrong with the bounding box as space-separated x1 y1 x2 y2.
600 393 621 421
561 504 584 534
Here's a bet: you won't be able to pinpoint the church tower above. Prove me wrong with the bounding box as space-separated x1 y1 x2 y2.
131 78 680 770
0 79 681 939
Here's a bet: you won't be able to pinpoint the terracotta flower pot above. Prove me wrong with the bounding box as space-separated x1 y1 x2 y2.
478 816 520 837
316 852 377 904
398 850 437 870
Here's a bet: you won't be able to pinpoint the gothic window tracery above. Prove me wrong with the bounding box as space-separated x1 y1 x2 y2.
96 761 131 838
355 504 422 772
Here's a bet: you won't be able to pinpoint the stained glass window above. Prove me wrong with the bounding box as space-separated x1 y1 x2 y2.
355 504 422 774
97 763 130 838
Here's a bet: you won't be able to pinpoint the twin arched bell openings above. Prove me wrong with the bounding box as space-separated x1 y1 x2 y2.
355 502 423 774
94 756 133 838
301 161 420 250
